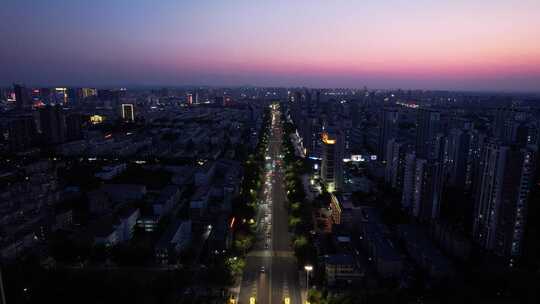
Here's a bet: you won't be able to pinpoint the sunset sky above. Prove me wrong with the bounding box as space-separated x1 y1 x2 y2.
1 0 540 91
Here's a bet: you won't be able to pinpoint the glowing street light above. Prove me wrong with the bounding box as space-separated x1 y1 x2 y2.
304 265 313 292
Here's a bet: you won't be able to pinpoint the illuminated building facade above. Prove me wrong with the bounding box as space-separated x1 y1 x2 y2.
55 87 68 104
329 194 342 225
82 88 97 98
321 130 344 192
90 115 104 125
121 104 135 122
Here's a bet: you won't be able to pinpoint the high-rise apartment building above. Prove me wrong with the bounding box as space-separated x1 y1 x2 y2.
385 139 410 191
378 108 399 162
67 88 83 104
400 150 444 221
121 104 135 122
412 158 444 221
473 140 536 264
493 108 522 140
39 105 66 144
14 84 32 110
321 129 344 192
416 108 441 159
66 113 84 141
82 88 97 98
445 128 484 190
401 152 417 211
340 118 353 157
8 116 37 151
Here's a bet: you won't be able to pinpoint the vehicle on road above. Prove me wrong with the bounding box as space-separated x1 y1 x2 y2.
260 266 265 273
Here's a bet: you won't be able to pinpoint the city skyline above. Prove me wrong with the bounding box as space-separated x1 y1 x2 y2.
2 1 540 302
2 0 540 92
2 87 540 303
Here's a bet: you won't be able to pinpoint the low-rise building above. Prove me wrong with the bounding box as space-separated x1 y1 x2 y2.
397 224 454 278
357 207 404 278
153 185 181 216
101 184 147 203
190 186 210 222
92 208 140 246
95 163 127 180
324 254 363 286
155 220 192 264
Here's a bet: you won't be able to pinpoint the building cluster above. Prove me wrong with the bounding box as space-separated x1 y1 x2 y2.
1 85 276 158
0 85 273 269
287 89 540 287
2 84 540 294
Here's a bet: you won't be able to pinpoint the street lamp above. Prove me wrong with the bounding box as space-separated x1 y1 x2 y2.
304 265 313 293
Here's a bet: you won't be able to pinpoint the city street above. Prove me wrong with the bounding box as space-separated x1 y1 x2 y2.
238 104 302 304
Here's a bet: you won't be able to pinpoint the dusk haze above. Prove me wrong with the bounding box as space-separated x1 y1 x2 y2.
2 0 540 91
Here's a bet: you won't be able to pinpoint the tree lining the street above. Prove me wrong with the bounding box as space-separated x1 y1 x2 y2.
231 106 271 260
280 104 318 271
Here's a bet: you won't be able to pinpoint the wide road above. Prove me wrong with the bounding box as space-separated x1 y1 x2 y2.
238 104 302 304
